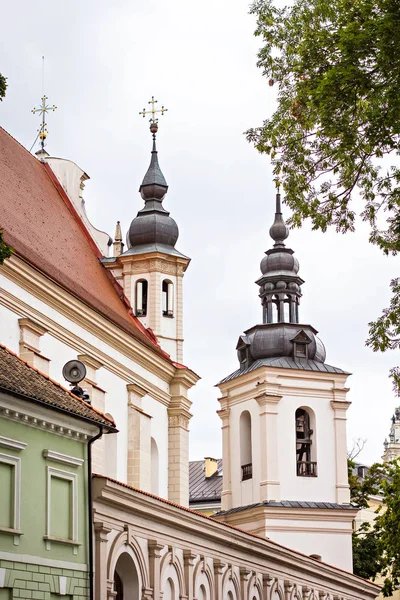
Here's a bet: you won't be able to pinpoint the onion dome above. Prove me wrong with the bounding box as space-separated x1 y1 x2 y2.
127 135 179 249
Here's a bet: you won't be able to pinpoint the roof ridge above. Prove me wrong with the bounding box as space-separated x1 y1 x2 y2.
0 343 115 426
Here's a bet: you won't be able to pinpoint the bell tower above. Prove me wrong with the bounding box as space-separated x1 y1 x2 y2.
215 187 356 572
383 406 400 462
104 102 190 363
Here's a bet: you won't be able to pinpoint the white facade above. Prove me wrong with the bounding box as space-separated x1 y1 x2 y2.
382 406 400 462
0 203 198 507
216 364 354 571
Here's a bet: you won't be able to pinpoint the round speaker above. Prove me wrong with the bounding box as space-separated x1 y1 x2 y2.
62 360 87 384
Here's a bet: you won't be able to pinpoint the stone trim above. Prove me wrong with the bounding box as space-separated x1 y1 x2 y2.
0 452 22 545
0 436 27 451
43 449 84 467
45 466 79 554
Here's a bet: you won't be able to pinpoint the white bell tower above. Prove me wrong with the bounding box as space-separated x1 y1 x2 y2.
104 115 190 363
383 406 400 462
215 191 356 572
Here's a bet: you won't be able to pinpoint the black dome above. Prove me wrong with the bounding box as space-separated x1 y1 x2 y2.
128 208 179 248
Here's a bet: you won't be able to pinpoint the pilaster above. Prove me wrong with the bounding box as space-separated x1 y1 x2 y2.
213 559 226 600
167 369 197 506
127 383 152 491
217 404 232 511
256 393 282 502
78 354 106 474
331 399 351 503
183 550 197 600
18 317 50 375
94 522 112 600
148 540 164 600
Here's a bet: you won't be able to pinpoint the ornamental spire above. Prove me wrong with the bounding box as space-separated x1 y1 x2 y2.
138 96 169 197
269 188 289 248
31 57 57 155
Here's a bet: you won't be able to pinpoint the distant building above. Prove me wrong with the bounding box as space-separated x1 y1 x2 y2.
383 406 400 462
0 344 116 598
189 458 222 514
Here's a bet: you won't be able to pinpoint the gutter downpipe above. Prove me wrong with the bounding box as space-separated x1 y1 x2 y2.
88 426 104 600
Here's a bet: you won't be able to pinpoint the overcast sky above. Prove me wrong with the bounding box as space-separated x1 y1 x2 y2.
1 0 398 466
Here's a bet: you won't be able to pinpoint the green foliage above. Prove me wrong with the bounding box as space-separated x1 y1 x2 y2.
349 458 400 593
247 0 400 384
0 73 7 101
0 229 12 264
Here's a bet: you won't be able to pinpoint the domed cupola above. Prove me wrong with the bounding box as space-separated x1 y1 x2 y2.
236 186 327 371
127 122 179 251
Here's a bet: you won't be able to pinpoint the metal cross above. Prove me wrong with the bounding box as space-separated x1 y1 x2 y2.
139 96 168 124
31 95 57 151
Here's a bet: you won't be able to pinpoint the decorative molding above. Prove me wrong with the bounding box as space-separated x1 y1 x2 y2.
43 450 84 467
46 466 79 554
0 550 88 571
0 436 27 451
0 400 92 441
0 452 22 545
168 414 190 429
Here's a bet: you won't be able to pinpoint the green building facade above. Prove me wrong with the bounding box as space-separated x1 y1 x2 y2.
0 346 116 600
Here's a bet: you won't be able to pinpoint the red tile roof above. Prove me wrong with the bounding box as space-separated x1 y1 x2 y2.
0 344 117 430
0 127 171 360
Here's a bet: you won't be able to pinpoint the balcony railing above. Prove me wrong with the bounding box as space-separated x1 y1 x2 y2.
297 461 317 477
241 463 253 481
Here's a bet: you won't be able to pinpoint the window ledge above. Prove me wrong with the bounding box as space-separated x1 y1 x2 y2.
162 312 174 319
0 527 23 546
0 526 23 536
44 535 81 554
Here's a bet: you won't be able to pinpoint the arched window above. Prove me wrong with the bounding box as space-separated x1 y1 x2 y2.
162 280 174 317
104 413 118 479
136 279 148 317
114 552 140 600
240 410 252 481
295 408 317 477
284 295 291 322
151 437 159 495
271 295 279 323
164 577 176 600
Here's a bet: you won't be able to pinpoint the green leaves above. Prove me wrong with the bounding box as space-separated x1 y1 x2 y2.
350 458 400 593
0 73 7 101
0 229 12 264
248 0 399 391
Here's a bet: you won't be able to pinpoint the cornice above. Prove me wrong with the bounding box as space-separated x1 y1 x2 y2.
92 478 379 599
0 256 178 384
0 393 97 440
0 285 180 407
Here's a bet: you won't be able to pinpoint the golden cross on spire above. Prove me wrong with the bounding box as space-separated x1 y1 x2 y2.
31 95 57 152
139 96 168 125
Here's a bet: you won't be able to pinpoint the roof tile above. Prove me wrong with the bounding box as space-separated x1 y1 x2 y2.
0 344 116 430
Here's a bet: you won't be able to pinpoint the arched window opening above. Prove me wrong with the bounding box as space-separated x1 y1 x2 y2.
162 279 174 317
271 296 279 323
296 408 317 477
283 295 290 322
164 577 176 600
104 413 118 479
240 410 252 481
114 552 139 600
151 437 159 495
198 585 207 600
136 279 148 317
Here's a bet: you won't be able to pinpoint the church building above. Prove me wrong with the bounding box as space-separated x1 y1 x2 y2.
215 192 356 571
0 120 379 600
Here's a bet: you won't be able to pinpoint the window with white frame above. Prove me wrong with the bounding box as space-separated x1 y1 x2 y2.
0 453 21 535
45 466 79 552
